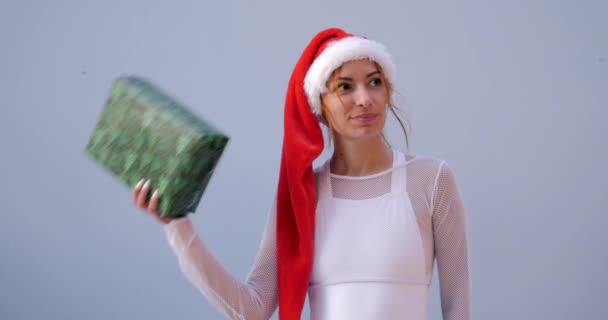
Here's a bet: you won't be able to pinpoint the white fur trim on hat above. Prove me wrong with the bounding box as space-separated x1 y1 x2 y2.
303 36 396 116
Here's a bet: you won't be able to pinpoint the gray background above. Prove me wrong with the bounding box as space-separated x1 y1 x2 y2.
1 0 606 319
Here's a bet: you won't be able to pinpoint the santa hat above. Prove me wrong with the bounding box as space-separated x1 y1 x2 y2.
276 27 396 319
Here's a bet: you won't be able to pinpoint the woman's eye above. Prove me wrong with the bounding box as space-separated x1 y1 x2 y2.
370 77 383 86
336 82 352 92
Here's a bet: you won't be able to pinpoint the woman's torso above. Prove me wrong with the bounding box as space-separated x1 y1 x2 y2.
309 149 440 320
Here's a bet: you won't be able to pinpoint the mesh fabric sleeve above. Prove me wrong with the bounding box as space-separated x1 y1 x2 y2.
163 199 278 320
432 161 472 320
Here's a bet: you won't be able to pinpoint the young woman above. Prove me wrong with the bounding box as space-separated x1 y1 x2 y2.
133 27 472 320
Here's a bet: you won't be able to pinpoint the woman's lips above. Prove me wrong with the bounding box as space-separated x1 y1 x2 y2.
351 113 377 123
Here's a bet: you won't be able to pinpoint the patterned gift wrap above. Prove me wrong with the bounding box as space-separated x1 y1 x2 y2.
85 76 229 217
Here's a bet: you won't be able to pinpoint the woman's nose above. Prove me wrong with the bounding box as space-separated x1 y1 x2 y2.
354 86 372 107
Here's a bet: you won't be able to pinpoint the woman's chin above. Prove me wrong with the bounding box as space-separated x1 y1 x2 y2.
342 128 384 141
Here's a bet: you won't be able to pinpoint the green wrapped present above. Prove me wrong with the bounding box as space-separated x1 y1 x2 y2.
85 76 229 217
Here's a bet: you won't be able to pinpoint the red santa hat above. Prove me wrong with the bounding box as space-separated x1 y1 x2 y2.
276 27 396 319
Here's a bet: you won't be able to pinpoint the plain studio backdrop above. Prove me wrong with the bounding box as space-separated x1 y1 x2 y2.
1 1 606 319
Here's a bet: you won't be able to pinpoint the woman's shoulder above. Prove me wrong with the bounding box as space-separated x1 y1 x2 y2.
401 151 464 197
401 151 446 168
401 151 452 182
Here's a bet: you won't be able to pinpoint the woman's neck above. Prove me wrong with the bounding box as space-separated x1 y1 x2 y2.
330 136 393 176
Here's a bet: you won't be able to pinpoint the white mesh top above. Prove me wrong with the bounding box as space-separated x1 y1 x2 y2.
164 149 472 319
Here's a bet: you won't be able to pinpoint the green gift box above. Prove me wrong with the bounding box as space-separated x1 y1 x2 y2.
85 76 229 217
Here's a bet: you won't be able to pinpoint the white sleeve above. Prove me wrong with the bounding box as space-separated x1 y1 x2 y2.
163 199 278 320
432 162 472 320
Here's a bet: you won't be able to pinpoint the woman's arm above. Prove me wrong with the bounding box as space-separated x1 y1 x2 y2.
164 199 279 320
432 161 472 320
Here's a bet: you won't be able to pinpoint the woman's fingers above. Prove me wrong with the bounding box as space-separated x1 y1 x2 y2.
148 190 173 225
136 179 152 208
132 178 145 204
148 189 160 213
132 178 174 225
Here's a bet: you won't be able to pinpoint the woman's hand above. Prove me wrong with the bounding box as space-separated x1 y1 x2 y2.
132 178 177 225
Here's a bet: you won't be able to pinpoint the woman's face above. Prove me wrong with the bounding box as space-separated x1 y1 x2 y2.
321 59 389 142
